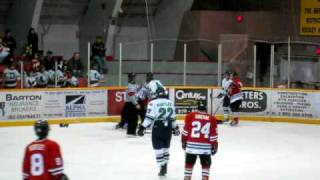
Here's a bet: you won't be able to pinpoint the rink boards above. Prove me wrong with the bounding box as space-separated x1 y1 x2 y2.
0 86 319 126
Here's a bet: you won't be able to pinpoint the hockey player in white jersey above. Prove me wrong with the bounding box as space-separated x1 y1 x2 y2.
137 88 180 177
145 72 166 99
89 64 103 87
3 63 20 88
217 71 233 123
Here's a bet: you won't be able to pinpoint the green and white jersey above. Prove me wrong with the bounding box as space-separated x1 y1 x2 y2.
142 98 176 128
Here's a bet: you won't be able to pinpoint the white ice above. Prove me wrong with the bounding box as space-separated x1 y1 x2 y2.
1 121 320 180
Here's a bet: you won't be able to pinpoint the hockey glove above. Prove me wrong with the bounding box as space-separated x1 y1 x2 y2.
172 126 180 136
211 142 218 156
60 174 69 180
137 125 146 136
182 142 186 150
216 93 224 99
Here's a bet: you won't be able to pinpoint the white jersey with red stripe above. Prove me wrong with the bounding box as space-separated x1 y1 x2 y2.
182 111 218 155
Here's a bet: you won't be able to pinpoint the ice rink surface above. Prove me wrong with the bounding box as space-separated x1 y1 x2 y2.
1 121 320 180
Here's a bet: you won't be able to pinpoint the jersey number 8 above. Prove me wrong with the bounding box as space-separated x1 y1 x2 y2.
31 153 44 176
191 121 210 138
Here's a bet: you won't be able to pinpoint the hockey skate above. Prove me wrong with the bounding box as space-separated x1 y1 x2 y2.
223 117 229 123
158 164 167 177
230 119 239 126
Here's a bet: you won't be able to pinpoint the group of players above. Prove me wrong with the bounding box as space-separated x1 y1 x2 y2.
22 71 242 180
3 62 103 88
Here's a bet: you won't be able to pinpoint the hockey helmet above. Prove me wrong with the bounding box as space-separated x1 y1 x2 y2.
197 100 207 111
146 72 153 82
155 87 167 99
34 119 50 139
128 73 136 82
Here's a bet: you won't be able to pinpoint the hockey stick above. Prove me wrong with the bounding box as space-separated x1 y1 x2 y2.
210 91 223 116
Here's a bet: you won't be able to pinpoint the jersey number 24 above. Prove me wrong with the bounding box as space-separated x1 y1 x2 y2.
191 121 210 138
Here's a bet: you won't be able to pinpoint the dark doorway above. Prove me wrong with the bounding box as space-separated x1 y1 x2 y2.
256 42 271 84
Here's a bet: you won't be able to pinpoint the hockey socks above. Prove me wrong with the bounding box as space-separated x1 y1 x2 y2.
202 165 210 180
184 164 193 180
223 107 230 122
230 112 239 126
155 148 169 176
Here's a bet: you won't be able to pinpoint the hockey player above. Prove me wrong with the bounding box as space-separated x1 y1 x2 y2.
136 83 148 122
145 72 166 99
137 88 180 177
23 120 68 180
116 73 141 136
3 62 20 88
228 72 243 126
182 100 218 180
89 64 103 87
217 71 233 123
35 66 48 88
24 71 37 88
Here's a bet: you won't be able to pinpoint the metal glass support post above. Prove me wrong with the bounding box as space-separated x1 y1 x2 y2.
54 60 58 88
217 44 222 86
150 43 154 73
287 37 291 88
119 43 123 86
87 42 91 87
183 43 187 86
270 45 275 88
20 61 24 88
253 45 257 87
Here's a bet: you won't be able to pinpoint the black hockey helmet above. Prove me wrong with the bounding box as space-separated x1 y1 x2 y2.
34 119 50 139
232 71 239 77
197 100 207 111
128 73 136 82
146 72 153 82
155 87 167 99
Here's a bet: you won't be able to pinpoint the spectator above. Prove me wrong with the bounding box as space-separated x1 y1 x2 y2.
91 36 107 74
27 28 39 57
0 38 10 64
67 52 83 77
89 64 103 87
43 50 54 70
2 29 16 58
3 62 20 88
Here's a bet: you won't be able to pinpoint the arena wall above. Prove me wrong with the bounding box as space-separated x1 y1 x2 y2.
0 86 319 127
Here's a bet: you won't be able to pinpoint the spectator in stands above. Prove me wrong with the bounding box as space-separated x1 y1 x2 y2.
43 50 54 70
2 29 16 59
89 64 103 87
27 28 39 57
3 62 20 88
23 44 33 59
67 52 83 77
91 36 107 74
0 38 10 64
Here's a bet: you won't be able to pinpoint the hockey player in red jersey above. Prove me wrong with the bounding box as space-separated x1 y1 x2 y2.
181 100 218 180
228 72 243 126
23 120 68 180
